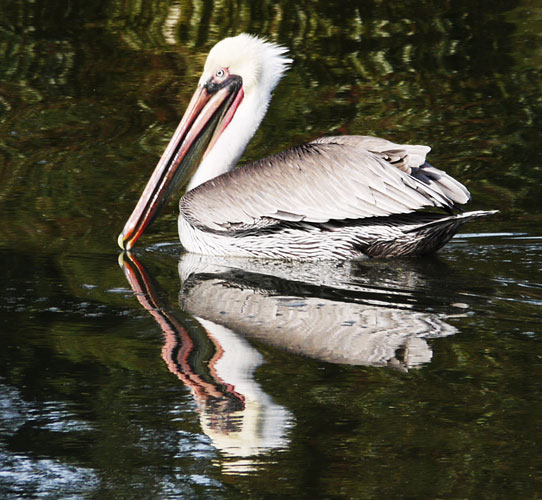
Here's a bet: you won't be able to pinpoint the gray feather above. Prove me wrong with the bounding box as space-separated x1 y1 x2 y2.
181 135 471 234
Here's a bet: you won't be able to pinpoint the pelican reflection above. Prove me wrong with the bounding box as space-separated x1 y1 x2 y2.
120 252 458 471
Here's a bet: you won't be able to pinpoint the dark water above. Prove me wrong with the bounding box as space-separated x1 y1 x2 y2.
1 1 541 498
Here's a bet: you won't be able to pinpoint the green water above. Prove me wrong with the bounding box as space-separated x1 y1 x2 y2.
1 1 541 498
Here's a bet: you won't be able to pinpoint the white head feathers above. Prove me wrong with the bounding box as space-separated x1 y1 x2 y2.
199 33 292 94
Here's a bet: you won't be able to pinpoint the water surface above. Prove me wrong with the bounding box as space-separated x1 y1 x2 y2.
1 1 541 498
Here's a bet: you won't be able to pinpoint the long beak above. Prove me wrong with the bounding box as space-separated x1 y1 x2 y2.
118 78 244 250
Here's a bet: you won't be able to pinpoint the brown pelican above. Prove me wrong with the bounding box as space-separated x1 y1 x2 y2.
119 33 496 259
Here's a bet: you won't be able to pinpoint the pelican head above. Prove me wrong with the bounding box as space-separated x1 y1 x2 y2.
119 34 291 250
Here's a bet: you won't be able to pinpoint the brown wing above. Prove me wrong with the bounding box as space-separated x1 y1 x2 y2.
180 135 471 233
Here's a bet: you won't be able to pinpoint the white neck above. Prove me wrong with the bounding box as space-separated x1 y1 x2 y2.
186 89 270 191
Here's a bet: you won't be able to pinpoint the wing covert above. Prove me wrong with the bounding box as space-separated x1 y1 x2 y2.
180 135 471 234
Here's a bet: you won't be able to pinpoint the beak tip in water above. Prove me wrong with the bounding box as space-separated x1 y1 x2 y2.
118 232 129 251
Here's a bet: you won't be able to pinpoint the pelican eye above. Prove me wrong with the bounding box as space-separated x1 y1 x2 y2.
213 67 228 83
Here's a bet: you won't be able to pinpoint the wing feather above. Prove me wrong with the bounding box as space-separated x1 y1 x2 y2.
181 135 471 233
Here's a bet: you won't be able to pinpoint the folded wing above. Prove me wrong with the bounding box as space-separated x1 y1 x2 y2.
181 135 471 233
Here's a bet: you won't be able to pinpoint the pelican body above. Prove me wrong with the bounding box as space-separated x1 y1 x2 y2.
119 34 495 259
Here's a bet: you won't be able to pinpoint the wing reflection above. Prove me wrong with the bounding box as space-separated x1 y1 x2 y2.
178 253 457 369
120 253 292 474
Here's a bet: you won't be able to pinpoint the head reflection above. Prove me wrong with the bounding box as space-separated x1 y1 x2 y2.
120 253 292 474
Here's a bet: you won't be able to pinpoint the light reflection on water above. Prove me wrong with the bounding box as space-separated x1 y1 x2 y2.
0 384 100 498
